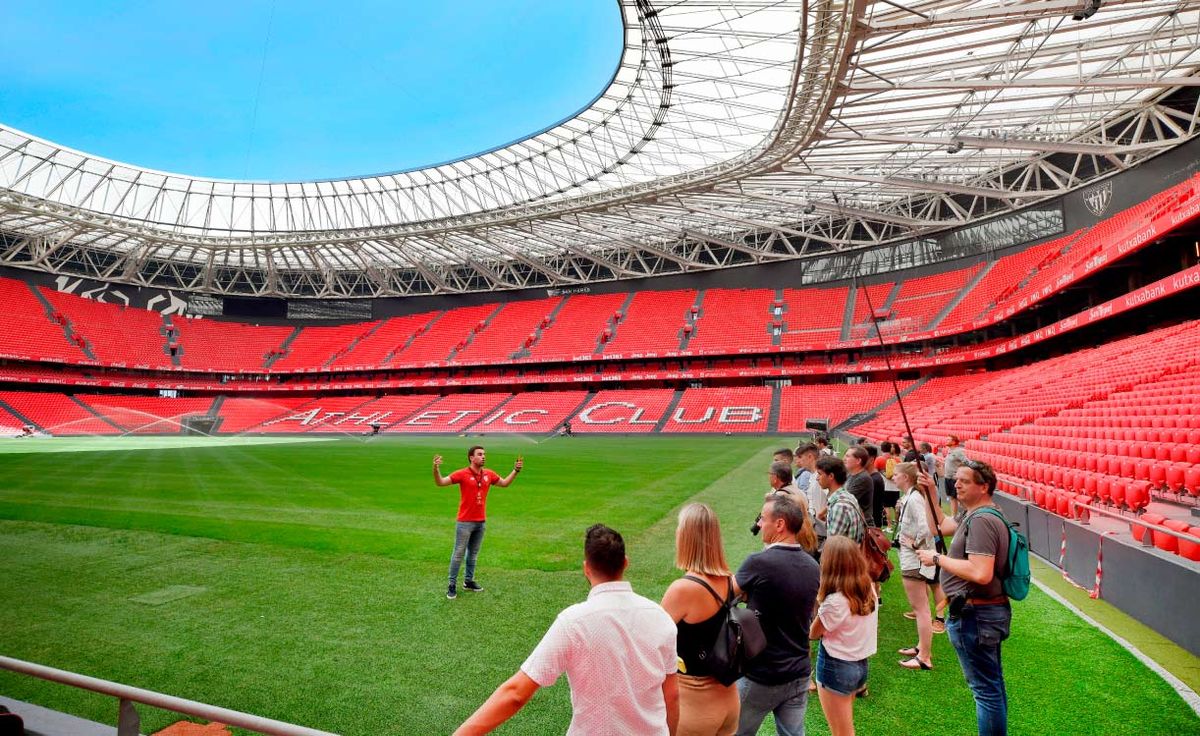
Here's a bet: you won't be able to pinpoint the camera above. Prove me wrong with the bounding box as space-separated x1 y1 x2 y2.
750 513 763 536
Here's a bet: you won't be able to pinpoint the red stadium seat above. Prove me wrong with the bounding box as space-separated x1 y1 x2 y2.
1152 517 1181 554
1180 527 1200 562
1185 468 1200 498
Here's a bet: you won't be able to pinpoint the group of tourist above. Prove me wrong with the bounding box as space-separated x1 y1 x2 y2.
443 437 1014 736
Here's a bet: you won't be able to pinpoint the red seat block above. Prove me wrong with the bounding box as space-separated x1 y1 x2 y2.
1180 527 1200 562
1152 517 1181 554
1133 512 1165 544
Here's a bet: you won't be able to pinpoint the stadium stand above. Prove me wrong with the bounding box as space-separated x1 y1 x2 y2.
327 313 437 369
570 389 678 433
601 289 695 357
40 288 174 368
77 395 214 434
687 289 775 354
391 305 498 367
385 392 511 432
0 390 120 435
526 293 627 361
453 297 559 364
467 390 590 433
0 280 92 363
777 382 912 432
779 286 848 349
215 397 315 434
659 387 771 433
271 322 378 371
171 316 292 372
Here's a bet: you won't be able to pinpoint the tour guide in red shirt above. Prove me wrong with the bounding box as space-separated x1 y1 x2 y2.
434 445 523 599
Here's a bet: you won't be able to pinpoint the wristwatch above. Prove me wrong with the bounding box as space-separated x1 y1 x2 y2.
933 554 941 568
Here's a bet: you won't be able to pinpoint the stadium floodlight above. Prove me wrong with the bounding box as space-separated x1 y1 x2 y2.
1073 0 1101 21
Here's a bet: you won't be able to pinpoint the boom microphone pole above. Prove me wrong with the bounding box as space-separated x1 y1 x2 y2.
853 268 947 545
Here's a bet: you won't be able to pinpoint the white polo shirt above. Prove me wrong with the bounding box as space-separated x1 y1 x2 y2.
521 580 677 735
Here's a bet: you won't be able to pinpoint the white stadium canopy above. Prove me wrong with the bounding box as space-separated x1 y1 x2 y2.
2 0 1199 297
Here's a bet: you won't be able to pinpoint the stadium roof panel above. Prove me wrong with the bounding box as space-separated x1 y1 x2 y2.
2 0 1199 297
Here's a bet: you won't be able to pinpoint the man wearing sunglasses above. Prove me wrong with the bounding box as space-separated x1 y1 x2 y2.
917 459 1011 736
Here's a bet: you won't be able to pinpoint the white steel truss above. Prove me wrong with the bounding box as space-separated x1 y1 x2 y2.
1 0 1199 297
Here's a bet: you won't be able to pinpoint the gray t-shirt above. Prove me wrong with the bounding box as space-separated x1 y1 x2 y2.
944 447 968 479
940 506 1009 600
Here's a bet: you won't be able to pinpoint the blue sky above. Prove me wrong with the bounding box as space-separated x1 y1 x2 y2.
1 1 621 181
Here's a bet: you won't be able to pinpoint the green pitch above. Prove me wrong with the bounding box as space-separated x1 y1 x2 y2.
0 436 1196 735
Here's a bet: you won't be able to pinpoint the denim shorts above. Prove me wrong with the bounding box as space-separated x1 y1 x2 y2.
816 642 869 696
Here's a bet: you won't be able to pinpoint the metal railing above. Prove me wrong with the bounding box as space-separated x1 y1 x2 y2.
0 656 339 736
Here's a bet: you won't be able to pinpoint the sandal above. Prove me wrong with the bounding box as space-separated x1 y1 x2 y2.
903 610 918 620
932 617 946 634
899 656 933 670
898 645 920 657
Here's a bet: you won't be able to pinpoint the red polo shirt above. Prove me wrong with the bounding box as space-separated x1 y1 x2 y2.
449 467 502 522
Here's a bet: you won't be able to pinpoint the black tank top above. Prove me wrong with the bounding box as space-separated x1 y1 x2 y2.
676 576 731 677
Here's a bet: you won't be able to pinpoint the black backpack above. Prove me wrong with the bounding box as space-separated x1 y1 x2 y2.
0 705 24 736
684 575 768 686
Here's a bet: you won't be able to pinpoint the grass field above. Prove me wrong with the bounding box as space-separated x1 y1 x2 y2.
0 435 1197 735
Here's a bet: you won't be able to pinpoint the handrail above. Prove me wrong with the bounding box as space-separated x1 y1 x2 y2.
0 656 340 736
998 475 1200 547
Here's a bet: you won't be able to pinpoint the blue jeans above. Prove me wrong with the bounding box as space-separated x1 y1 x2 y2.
448 521 485 585
947 603 1011 736
736 674 809 736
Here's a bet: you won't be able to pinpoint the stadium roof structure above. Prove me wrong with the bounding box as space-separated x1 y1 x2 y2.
2 0 1200 298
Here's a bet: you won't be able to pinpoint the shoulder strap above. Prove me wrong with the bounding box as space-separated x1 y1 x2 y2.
683 575 732 606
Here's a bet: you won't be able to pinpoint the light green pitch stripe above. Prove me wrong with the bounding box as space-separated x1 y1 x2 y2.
0 436 334 455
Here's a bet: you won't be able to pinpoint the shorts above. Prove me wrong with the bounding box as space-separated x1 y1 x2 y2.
902 568 938 583
943 477 957 499
815 642 869 696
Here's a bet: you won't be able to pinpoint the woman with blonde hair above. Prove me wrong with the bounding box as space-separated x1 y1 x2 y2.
894 461 938 670
661 503 739 735
810 536 878 736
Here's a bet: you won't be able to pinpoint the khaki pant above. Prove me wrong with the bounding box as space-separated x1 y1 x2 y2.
678 673 739 736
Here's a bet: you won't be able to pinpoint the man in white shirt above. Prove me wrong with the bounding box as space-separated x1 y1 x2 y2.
794 443 827 549
455 524 679 735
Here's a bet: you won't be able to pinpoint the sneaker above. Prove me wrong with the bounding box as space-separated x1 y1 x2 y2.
932 617 946 634
446 584 457 600
463 580 484 592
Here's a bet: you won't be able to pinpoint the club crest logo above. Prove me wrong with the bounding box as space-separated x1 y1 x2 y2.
1082 180 1113 217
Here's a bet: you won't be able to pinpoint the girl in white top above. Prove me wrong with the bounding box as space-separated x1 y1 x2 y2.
810 536 878 736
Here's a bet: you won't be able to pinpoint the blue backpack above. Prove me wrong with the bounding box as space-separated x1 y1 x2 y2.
965 507 1031 601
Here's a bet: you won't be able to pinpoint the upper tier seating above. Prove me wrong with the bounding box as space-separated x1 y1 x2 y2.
688 289 775 354
172 316 292 372
453 298 560 364
0 390 120 435
272 323 374 371
602 290 695 357
40 288 174 368
0 280 91 363
938 235 1074 328
659 387 771 433
328 313 438 370
779 286 848 348
527 294 628 362
777 382 911 432
77 395 214 434
391 305 498 367
571 389 678 433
